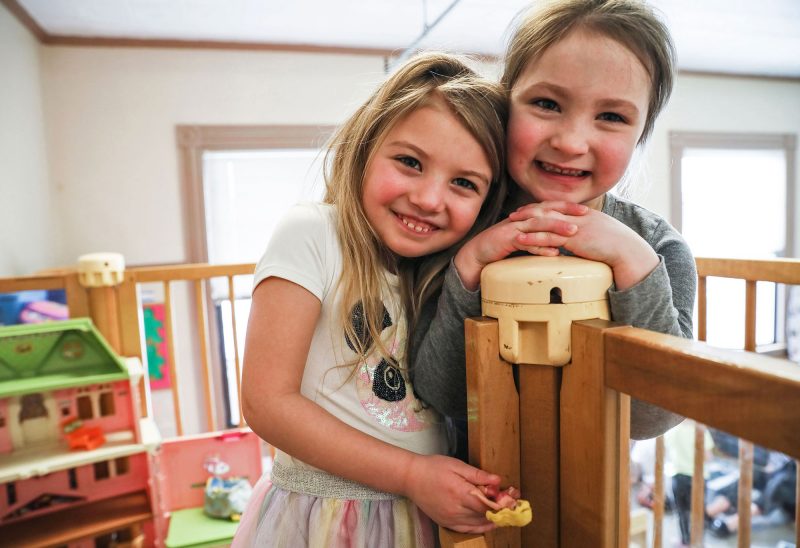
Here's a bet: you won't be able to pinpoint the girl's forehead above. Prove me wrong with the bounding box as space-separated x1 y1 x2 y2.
514 30 650 93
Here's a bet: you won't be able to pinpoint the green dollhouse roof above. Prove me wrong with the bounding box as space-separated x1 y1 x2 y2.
0 318 129 398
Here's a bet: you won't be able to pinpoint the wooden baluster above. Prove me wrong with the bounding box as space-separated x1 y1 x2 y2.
227 275 244 427
117 273 149 419
697 275 707 343
440 529 488 548
64 272 91 318
463 317 520 548
87 285 123 353
795 461 799 548
194 279 216 432
737 280 758 548
163 281 184 436
561 320 629 548
653 435 665 548
519 365 560 548
689 423 706 547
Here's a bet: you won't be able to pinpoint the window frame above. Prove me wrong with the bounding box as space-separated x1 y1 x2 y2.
669 131 796 255
670 131 797 352
177 125 336 263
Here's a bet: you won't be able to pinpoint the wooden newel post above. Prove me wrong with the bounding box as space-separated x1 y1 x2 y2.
77 252 126 354
454 256 624 548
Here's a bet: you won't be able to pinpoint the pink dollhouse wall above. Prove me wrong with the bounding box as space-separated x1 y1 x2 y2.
0 451 149 525
56 379 134 434
0 380 136 456
0 399 11 453
156 429 262 512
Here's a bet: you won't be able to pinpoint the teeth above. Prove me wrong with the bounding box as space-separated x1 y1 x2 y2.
540 162 586 176
400 215 433 233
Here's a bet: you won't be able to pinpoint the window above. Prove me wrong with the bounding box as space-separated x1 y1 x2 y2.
77 394 93 419
6 482 16 506
671 132 796 350
68 468 78 489
178 125 334 427
115 456 130 475
99 391 115 417
93 460 110 480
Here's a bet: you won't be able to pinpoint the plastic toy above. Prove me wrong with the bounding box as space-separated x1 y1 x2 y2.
61 416 106 450
202 456 253 521
0 318 159 546
470 484 532 528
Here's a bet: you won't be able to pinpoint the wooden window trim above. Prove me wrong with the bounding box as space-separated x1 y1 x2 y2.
176 125 336 263
669 131 797 256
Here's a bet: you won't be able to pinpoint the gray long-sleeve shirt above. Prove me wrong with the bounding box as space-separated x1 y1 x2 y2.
410 192 697 440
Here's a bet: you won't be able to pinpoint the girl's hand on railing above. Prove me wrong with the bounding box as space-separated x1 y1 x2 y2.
403 453 500 533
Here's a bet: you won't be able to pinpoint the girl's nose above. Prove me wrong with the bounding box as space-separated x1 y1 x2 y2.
409 179 445 213
550 120 589 156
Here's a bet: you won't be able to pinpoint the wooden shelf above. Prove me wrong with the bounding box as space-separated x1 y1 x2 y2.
2 490 152 547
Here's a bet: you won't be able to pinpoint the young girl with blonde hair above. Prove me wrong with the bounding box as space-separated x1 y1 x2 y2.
233 52 509 547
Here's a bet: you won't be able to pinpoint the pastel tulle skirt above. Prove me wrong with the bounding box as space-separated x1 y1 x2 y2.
232 475 437 548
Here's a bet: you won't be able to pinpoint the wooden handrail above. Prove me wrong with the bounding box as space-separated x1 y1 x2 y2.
126 262 254 282
696 257 800 283
604 326 800 459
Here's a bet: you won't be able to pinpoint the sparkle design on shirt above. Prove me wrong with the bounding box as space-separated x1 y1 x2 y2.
347 300 436 432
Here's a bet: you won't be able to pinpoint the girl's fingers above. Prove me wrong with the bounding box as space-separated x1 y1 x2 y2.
516 231 570 249
511 215 578 236
513 200 589 216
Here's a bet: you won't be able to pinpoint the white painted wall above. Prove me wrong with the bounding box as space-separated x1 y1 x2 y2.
34 45 800 271
39 46 386 268
643 74 800 257
0 8 55 276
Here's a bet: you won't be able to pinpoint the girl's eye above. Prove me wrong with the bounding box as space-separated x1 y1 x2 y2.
397 156 421 170
453 178 478 192
532 98 559 112
598 112 626 123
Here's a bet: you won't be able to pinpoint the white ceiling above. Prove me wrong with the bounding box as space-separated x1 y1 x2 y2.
15 0 800 78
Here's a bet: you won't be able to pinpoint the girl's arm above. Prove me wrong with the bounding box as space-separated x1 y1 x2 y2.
411 201 588 417
512 203 696 438
242 277 500 533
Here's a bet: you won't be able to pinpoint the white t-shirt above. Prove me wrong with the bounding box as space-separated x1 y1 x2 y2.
253 202 448 473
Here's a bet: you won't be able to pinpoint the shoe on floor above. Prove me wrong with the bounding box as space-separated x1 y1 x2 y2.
709 517 732 538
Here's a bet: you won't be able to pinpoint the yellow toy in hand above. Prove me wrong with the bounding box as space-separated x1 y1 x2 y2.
486 499 532 527
471 485 532 528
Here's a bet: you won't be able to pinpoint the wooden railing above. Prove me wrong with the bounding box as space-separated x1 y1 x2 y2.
0 261 256 438
441 257 800 548
2 256 798 546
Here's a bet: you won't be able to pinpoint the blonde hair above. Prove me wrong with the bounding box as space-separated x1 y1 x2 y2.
503 0 675 144
323 52 507 367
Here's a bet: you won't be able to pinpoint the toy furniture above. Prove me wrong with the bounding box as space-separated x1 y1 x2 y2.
439 256 800 548
0 318 159 547
153 428 262 547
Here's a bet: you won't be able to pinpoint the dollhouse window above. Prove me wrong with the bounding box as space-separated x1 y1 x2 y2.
0 415 5 428
19 393 48 421
6 482 16 505
93 460 110 480
99 391 115 416
77 395 93 419
115 456 130 475
68 468 78 489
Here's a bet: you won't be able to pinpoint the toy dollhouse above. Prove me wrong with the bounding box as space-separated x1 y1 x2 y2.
0 318 159 547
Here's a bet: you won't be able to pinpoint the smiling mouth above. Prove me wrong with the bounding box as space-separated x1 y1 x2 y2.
397 213 438 233
536 160 590 177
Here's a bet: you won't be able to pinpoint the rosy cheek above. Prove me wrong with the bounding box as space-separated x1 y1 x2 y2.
599 140 636 182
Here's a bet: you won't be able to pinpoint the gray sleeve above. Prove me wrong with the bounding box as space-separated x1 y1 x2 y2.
608 222 697 439
410 261 480 419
